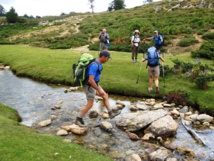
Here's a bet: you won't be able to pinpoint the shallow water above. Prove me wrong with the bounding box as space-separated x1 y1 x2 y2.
0 70 214 161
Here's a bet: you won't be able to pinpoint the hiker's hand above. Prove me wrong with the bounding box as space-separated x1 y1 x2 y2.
142 58 146 62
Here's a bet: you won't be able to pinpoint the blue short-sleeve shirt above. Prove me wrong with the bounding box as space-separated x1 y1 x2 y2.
152 35 163 45
86 59 102 82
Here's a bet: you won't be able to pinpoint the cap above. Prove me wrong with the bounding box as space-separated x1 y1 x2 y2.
99 50 112 58
154 30 158 33
135 30 140 33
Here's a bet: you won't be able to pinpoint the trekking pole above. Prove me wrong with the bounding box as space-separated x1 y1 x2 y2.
136 53 144 84
162 52 166 88
136 62 142 84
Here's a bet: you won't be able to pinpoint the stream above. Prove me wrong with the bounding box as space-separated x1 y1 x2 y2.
0 70 214 161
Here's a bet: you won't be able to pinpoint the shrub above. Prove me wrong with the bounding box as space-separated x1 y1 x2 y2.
202 32 214 40
191 40 214 59
166 89 188 105
194 74 214 89
177 37 198 47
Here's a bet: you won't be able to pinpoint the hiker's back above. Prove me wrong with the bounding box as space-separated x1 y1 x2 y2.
147 47 160 67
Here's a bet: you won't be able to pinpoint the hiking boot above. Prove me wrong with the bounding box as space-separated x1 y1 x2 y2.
75 117 87 127
156 86 159 94
148 87 153 93
108 110 120 119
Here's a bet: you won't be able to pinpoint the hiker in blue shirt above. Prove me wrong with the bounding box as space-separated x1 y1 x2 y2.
142 46 165 94
144 30 163 53
75 50 120 127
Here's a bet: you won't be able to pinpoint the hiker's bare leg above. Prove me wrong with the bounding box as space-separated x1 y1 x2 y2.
102 93 111 110
97 90 110 110
154 76 159 87
80 100 94 117
149 75 153 88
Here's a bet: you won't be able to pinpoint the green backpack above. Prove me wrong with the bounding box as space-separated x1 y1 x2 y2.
72 53 97 87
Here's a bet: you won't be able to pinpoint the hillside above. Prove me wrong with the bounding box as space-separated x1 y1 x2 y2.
0 0 213 53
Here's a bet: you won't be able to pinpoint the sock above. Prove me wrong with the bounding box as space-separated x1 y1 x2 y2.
107 108 111 112
77 114 83 118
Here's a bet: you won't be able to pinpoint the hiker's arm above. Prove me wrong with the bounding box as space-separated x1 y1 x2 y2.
143 37 152 41
88 75 105 96
160 56 165 62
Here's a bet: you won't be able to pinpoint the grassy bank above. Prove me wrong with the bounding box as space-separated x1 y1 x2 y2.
0 45 213 116
0 102 113 161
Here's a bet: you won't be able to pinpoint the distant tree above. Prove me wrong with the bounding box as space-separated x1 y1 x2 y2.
143 0 153 5
23 14 29 18
6 7 18 23
0 4 6 16
108 1 114 11
88 0 95 13
108 0 125 11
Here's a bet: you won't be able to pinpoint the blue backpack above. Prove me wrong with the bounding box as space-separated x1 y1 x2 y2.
158 34 164 45
147 47 160 67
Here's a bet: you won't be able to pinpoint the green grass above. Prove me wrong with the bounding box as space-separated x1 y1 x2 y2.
0 102 113 161
0 45 213 116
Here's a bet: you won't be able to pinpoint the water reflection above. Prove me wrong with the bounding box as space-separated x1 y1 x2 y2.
0 70 213 161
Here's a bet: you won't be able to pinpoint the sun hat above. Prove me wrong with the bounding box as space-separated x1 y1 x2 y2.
154 30 158 33
100 50 112 58
135 30 140 33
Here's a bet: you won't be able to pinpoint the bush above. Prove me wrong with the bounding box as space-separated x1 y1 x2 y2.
194 74 214 89
177 37 198 47
191 40 214 59
202 32 214 40
166 89 188 105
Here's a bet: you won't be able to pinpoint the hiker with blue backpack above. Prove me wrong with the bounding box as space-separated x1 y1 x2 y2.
142 46 165 94
75 50 120 127
144 30 163 53
131 29 141 63
99 29 110 51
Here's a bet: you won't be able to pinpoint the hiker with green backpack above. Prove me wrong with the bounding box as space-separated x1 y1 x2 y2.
142 46 165 94
74 50 120 127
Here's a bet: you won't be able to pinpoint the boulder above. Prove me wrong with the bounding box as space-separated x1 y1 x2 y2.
116 109 168 131
145 115 178 137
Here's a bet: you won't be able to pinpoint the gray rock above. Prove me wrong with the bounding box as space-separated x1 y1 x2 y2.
116 109 168 131
145 115 178 137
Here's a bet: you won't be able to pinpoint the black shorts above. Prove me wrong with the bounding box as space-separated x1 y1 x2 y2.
155 44 162 51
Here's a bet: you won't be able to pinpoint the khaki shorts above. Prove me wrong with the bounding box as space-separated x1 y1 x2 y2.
148 65 160 77
84 84 102 100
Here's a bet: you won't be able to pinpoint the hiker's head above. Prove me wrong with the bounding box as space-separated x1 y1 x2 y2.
154 30 158 36
102 29 106 33
99 50 111 63
134 30 140 35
